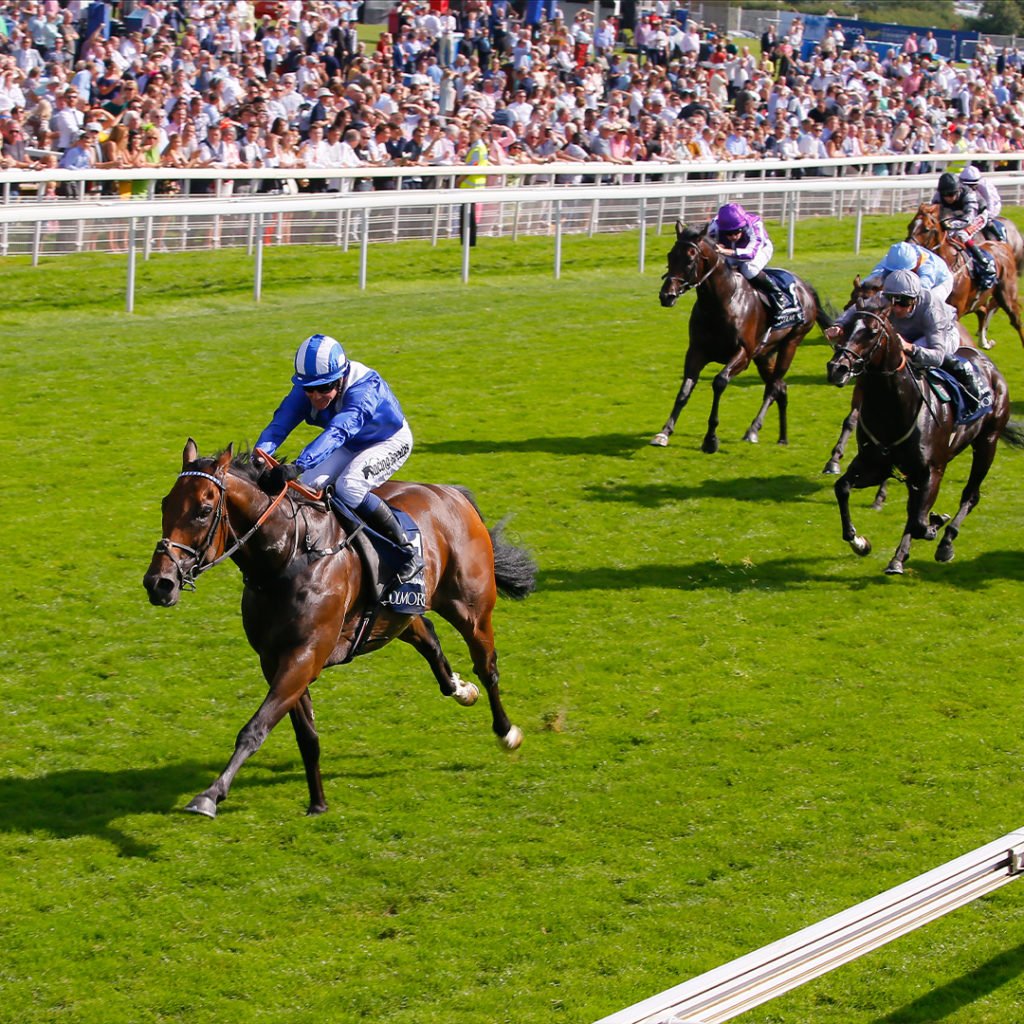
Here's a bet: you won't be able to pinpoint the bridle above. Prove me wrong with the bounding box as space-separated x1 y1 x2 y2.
661 238 719 296
153 469 291 591
830 307 905 378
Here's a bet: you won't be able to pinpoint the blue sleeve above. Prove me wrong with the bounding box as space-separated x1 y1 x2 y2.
296 379 383 468
255 387 310 457
867 259 888 280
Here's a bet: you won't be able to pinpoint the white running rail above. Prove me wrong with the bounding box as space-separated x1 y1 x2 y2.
594 827 1024 1024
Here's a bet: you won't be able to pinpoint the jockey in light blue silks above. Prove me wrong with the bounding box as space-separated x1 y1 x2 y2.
707 201 791 328
866 240 954 303
256 333 423 581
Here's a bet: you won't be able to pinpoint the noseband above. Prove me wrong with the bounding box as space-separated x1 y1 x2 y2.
831 308 903 376
154 470 290 591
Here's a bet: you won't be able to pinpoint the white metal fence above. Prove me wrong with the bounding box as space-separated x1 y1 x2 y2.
594 827 1024 1024
2 153 1022 310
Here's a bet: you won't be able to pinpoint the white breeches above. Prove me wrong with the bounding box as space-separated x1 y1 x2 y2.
299 421 413 505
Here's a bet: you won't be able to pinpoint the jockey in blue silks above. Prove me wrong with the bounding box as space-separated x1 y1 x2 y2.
866 241 954 303
256 333 422 581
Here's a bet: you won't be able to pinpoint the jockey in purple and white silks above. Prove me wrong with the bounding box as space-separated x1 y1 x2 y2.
708 201 790 328
866 241 953 303
882 269 992 412
960 164 1006 242
256 333 423 581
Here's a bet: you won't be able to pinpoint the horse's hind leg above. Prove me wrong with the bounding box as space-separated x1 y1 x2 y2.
398 615 480 706
995 282 1024 347
437 599 521 750
288 688 327 816
936 432 999 562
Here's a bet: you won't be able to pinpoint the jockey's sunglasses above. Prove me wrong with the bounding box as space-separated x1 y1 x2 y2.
891 296 916 307
303 380 340 394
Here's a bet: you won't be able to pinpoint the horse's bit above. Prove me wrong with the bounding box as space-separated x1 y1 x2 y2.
661 243 718 295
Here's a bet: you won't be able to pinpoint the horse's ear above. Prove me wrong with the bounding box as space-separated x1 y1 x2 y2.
699 222 710 238
215 443 234 474
675 220 685 238
183 438 198 467
854 273 862 287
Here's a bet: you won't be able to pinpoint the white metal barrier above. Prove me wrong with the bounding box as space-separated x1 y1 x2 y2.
1 153 1022 311
593 827 1024 1024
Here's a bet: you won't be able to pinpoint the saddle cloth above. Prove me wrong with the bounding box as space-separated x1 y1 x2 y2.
924 367 989 426
762 267 803 326
328 495 426 615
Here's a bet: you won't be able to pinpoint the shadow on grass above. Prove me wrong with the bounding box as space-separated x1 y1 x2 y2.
419 433 648 458
539 556 873 594
583 474 827 507
0 760 399 858
0 761 215 859
871 940 1024 1023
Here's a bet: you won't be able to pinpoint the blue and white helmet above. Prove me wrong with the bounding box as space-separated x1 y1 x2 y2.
885 241 921 272
292 334 349 387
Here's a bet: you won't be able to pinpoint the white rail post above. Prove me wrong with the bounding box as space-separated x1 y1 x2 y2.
554 198 563 280
358 207 369 289
126 217 137 313
254 212 264 304
639 197 647 274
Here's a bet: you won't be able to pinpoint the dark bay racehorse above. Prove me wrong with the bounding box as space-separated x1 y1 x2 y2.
826 306 1023 574
821 277 978 484
654 221 832 452
143 440 536 818
906 203 1024 349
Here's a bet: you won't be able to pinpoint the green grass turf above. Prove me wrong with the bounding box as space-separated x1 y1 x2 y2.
2 211 1024 1024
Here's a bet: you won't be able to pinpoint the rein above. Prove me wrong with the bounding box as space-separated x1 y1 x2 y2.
662 241 719 295
154 470 293 591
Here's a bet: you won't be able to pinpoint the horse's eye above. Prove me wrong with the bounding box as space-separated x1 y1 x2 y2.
194 504 213 521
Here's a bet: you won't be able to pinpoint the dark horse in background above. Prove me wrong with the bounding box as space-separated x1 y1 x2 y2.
906 203 1024 350
826 305 1023 574
654 221 832 452
143 441 536 818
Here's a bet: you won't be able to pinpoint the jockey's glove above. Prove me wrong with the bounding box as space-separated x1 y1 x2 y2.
267 462 300 492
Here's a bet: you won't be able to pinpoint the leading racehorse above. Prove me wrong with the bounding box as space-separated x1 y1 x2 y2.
826 305 1023 574
906 203 1024 349
143 440 536 818
654 221 832 452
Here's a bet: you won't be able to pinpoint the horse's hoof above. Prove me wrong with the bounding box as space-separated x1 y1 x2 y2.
184 795 218 818
884 562 904 576
849 535 871 557
929 513 951 527
743 431 759 444
870 498 887 511
306 803 328 817
936 544 955 563
650 432 670 448
823 461 841 475
498 725 523 751
451 673 479 707
701 436 720 454
980 337 994 350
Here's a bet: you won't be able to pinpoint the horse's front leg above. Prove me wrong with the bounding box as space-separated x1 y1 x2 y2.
704 348 750 453
887 470 944 575
977 301 996 350
185 649 322 818
835 454 889 558
288 689 327 816
651 349 708 447
824 385 863 474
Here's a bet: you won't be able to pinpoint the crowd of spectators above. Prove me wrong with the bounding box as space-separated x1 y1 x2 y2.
1 0 1024 199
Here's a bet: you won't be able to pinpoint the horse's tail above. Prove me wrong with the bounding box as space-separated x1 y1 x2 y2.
453 486 537 600
807 282 838 331
1000 419 1024 449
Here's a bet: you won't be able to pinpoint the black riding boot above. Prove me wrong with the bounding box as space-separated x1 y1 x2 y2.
970 243 997 289
749 270 790 328
942 353 993 414
356 492 423 583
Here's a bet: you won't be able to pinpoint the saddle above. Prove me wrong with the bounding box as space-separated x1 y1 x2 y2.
327 494 427 616
253 447 425 617
761 267 803 327
923 367 989 426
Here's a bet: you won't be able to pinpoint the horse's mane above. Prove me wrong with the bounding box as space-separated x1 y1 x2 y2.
188 447 264 484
